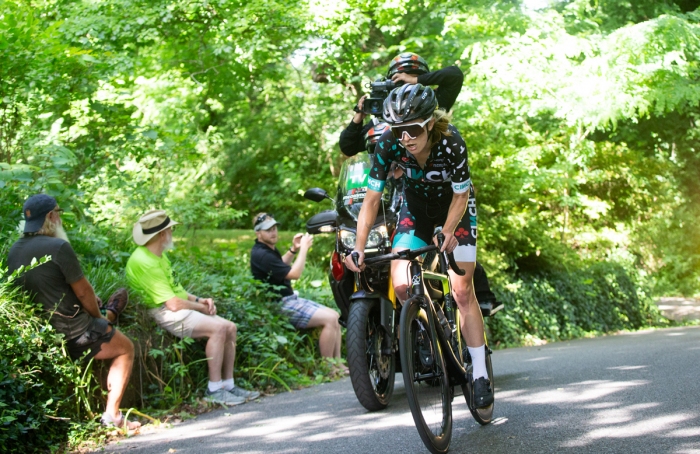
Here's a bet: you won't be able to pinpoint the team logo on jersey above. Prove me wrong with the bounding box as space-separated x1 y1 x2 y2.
400 218 414 227
453 181 470 192
454 227 469 239
367 178 384 192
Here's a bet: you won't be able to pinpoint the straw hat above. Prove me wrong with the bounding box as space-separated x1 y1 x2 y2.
132 210 178 246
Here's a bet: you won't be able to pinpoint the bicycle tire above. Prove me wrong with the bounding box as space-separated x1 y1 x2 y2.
347 299 395 411
462 345 494 425
400 296 452 454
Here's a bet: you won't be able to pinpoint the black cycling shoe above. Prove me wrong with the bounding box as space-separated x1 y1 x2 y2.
473 377 494 408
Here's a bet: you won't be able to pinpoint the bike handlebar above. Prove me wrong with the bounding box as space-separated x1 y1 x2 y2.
362 233 465 276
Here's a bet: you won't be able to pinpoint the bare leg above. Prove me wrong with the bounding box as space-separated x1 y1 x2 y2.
191 316 237 383
305 307 341 358
222 322 237 380
93 327 141 430
390 252 411 303
449 262 485 347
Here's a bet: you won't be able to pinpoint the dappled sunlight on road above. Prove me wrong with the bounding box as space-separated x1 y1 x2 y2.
500 380 648 405
563 413 699 447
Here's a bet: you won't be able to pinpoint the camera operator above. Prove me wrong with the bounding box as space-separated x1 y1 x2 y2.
339 52 464 157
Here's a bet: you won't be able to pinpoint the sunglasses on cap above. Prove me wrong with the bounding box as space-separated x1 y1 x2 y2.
255 213 272 226
390 118 431 140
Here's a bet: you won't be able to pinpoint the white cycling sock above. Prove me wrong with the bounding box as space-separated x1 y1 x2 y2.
468 345 488 380
208 380 223 393
222 378 235 391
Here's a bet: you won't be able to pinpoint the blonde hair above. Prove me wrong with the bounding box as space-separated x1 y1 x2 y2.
428 109 453 148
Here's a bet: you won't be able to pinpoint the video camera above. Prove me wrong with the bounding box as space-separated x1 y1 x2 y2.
357 78 398 116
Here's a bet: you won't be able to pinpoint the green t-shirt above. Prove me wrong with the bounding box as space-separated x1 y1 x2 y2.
125 246 188 309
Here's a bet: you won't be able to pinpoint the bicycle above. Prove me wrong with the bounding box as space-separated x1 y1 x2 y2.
359 234 494 454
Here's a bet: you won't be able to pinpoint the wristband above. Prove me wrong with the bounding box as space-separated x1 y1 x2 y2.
289 246 298 255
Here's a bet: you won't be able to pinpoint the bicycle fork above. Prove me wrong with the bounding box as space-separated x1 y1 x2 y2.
408 261 469 387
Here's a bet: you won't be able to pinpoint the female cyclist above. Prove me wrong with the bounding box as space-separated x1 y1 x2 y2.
344 83 493 407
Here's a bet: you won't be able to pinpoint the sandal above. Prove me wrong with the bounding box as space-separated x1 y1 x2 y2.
100 288 129 322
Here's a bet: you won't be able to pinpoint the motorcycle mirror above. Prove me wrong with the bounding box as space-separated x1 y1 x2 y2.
304 188 332 203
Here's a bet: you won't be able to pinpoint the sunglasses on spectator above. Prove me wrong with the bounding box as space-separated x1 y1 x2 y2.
255 213 272 226
390 118 431 140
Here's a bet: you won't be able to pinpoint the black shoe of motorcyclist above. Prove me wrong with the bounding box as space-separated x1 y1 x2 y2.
473 377 494 408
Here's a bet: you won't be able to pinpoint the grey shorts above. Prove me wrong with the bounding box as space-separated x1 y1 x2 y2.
280 295 323 329
66 317 115 361
149 306 228 338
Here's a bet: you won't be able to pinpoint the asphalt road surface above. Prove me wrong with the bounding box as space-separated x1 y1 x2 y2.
102 326 700 454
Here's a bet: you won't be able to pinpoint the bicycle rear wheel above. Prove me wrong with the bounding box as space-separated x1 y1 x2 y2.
400 296 452 454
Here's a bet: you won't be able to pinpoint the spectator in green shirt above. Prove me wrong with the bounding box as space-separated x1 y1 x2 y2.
125 209 259 406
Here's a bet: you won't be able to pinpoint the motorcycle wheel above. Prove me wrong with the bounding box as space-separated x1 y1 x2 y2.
347 298 396 411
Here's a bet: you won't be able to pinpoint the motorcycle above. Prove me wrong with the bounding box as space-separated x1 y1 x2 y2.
304 153 402 411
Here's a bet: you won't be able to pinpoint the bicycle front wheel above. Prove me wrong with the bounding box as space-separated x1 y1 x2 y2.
400 296 452 454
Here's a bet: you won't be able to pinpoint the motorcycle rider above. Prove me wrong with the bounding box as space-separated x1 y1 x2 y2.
345 84 494 408
339 52 464 157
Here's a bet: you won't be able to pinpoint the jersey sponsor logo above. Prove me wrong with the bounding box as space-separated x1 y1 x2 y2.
367 177 385 192
453 180 470 193
454 227 469 239
468 196 477 216
425 170 453 182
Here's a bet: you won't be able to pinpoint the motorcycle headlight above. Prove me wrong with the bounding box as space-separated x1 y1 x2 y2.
366 225 388 249
340 229 357 250
339 226 388 250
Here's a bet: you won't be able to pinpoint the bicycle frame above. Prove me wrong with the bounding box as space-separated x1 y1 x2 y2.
406 259 470 388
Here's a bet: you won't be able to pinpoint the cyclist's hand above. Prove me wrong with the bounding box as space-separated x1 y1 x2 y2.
436 231 458 254
391 73 418 85
344 251 365 272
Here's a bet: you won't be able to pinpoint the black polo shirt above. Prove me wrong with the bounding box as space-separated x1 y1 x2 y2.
250 239 293 297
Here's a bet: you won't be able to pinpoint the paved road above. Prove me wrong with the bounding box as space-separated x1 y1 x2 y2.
103 326 700 454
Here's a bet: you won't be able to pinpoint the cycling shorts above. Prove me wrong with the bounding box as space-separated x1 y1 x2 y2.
391 185 477 263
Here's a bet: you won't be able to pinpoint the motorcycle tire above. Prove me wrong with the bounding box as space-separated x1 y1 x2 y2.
347 298 396 411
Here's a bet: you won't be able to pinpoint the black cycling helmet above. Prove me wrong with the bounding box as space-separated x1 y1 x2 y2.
387 52 430 78
382 84 437 124
365 121 389 152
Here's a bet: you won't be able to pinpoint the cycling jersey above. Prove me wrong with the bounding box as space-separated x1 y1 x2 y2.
368 124 477 262
368 124 472 201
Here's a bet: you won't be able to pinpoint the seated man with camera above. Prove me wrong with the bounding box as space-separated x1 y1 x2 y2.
339 52 464 157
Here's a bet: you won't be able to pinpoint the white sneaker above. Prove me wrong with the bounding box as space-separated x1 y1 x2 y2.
205 388 246 406
228 386 261 401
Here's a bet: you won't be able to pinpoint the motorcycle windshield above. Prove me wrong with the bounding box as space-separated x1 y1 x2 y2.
337 154 393 221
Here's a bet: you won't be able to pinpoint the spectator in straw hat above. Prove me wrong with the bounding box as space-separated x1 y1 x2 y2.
125 209 260 406
7 194 140 430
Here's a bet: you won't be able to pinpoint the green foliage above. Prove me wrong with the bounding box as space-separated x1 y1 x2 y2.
0 262 75 452
487 260 665 347
2 0 700 449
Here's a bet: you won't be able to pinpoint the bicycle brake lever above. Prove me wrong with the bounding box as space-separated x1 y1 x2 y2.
435 233 466 276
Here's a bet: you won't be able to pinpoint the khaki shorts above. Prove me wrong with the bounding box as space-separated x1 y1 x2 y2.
149 307 219 338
